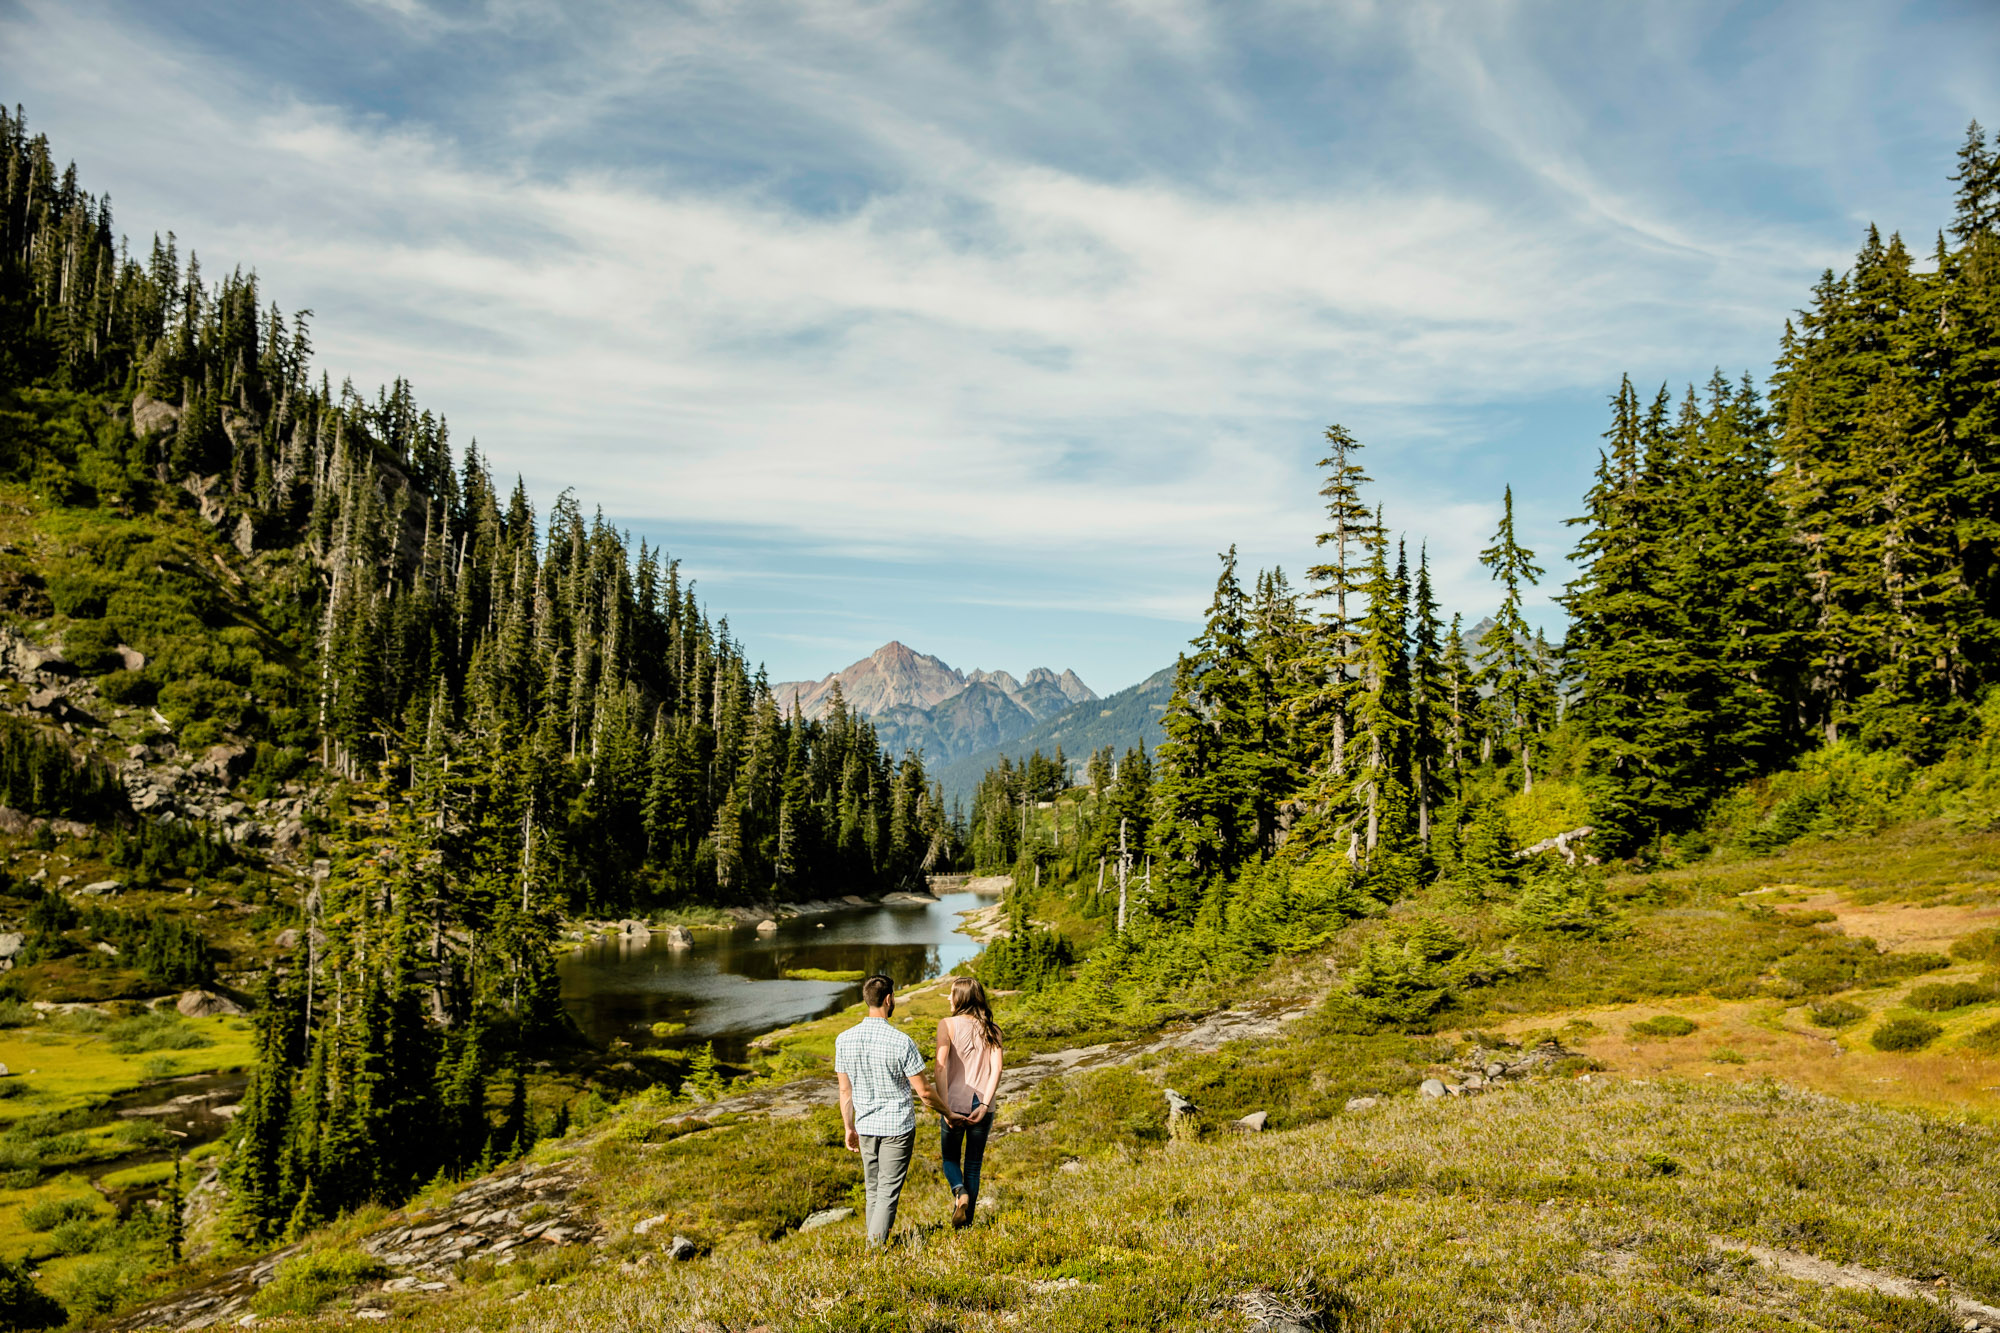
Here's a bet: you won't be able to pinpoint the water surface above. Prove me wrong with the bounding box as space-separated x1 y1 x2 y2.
557 892 987 1062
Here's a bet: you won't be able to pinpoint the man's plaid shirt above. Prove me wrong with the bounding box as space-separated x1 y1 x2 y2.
835 1015 925 1137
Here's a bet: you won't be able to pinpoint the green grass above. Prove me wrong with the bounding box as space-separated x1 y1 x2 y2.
249 1247 389 1317
779 968 867 983
382 1076 2000 1333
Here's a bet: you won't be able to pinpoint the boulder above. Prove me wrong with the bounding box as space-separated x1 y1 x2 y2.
1233 1110 1269 1133
273 929 300 951
755 920 779 934
131 392 181 437
1343 1096 1379 1112
665 1235 698 1261
115 645 147 672
0 808 26 836
178 990 246 1018
0 934 20 960
619 919 651 941
797 1207 854 1233
663 925 694 949
632 1214 668 1236
79 880 121 897
1419 1079 1448 1099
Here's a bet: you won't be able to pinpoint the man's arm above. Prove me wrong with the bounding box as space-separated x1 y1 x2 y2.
836 1071 859 1151
908 1071 951 1120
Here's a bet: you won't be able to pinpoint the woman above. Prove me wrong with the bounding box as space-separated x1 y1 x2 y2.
934 976 1004 1228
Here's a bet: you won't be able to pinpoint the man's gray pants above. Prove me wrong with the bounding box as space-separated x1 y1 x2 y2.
859 1131 916 1245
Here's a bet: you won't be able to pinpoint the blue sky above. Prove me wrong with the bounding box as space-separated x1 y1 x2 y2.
3 0 1994 694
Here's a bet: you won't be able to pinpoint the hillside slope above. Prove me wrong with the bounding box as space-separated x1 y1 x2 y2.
935 664 1173 804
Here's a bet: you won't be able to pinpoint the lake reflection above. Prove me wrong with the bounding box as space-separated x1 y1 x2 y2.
557 891 987 1062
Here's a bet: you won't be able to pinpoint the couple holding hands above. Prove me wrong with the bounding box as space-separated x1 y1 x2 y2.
833 975 1005 1246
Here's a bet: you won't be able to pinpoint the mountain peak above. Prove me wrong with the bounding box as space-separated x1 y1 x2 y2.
773 644 1094 730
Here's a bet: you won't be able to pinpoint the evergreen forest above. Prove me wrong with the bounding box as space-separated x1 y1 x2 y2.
960 124 2000 1036
0 105 955 1245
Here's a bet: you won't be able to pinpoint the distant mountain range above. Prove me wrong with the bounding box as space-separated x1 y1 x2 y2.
773 642 1100 768
930 664 1175 806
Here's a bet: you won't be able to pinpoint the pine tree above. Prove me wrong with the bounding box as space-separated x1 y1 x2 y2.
1476 485 1546 791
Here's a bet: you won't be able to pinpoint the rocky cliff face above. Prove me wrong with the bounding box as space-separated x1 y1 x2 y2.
772 643 1097 765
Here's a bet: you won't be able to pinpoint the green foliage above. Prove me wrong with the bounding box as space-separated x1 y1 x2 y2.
0 1253 64 1330
21 1194 102 1231
248 1248 388 1317
1505 865 1623 938
1628 1015 1698 1039
1332 920 1507 1030
1963 1021 2000 1055
106 1011 213 1053
1771 935 1947 997
1951 927 2000 964
1870 1016 1943 1051
1903 980 1996 1012
1809 999 1867 1028
0 717 123 819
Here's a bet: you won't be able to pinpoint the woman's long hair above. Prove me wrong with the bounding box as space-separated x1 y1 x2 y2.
949 977 1002 1048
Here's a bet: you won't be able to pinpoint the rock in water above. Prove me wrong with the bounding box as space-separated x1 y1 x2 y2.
755 919 778 934
663 925 694 949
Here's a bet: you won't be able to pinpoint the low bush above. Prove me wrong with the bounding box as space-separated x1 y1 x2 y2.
21 1195 100 1231
1963 1021 2000 1056
1870 1016 1943 1051
1709 1047 1747 1064
1904 980 1995 1012
1950 927 2000 964
96 669 157 705
1809 999 1867 1028
0 1253 64 1328
106 1011 211 1053
249 1248 388 1317
1629 1015 1698 1039
0 999 38 1027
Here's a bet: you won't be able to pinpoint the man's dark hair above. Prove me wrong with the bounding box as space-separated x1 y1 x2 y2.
862 974 895 1009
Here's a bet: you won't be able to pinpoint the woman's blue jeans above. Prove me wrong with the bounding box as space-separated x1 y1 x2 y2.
940 1098 991 1208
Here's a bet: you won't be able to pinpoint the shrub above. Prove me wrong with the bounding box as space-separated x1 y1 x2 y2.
1506 866 1624 939
1710 1047 1747 1065
0 1253 64 1329
0 999 38 1028
1962 1021 2000 1055
96 669 157 705
58 618 122 675
1333 920 1510 1030
53 1255 142 1319
249 1248 388 1317
21 1196 100 1231
1904 980 1995 1012
1870 1016 1943 1051
1951 927 2000 965
1629 1015 1698 1039
1808 999 1866 1028
106 1011 212 1053
48 1216 103 1256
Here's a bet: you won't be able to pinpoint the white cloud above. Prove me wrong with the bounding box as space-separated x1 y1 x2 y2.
2 0 1985 682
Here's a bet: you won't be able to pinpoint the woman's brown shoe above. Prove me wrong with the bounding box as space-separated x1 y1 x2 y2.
951 1194 971 1227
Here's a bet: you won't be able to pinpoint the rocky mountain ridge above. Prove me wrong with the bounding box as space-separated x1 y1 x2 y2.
773 642 1097 766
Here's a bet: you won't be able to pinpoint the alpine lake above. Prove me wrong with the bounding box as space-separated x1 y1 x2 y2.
556 889 992 1063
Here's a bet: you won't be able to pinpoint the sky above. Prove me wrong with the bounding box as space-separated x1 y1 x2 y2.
3 0 1995 696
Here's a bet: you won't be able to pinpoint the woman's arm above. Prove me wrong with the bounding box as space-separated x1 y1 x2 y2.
934 1018 959 1119
974 1041 1003 1116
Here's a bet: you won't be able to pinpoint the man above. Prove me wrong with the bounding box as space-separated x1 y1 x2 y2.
834 974 951 1247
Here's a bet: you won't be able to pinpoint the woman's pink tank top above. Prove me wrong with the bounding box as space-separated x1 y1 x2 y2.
941 1015 1001 1116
